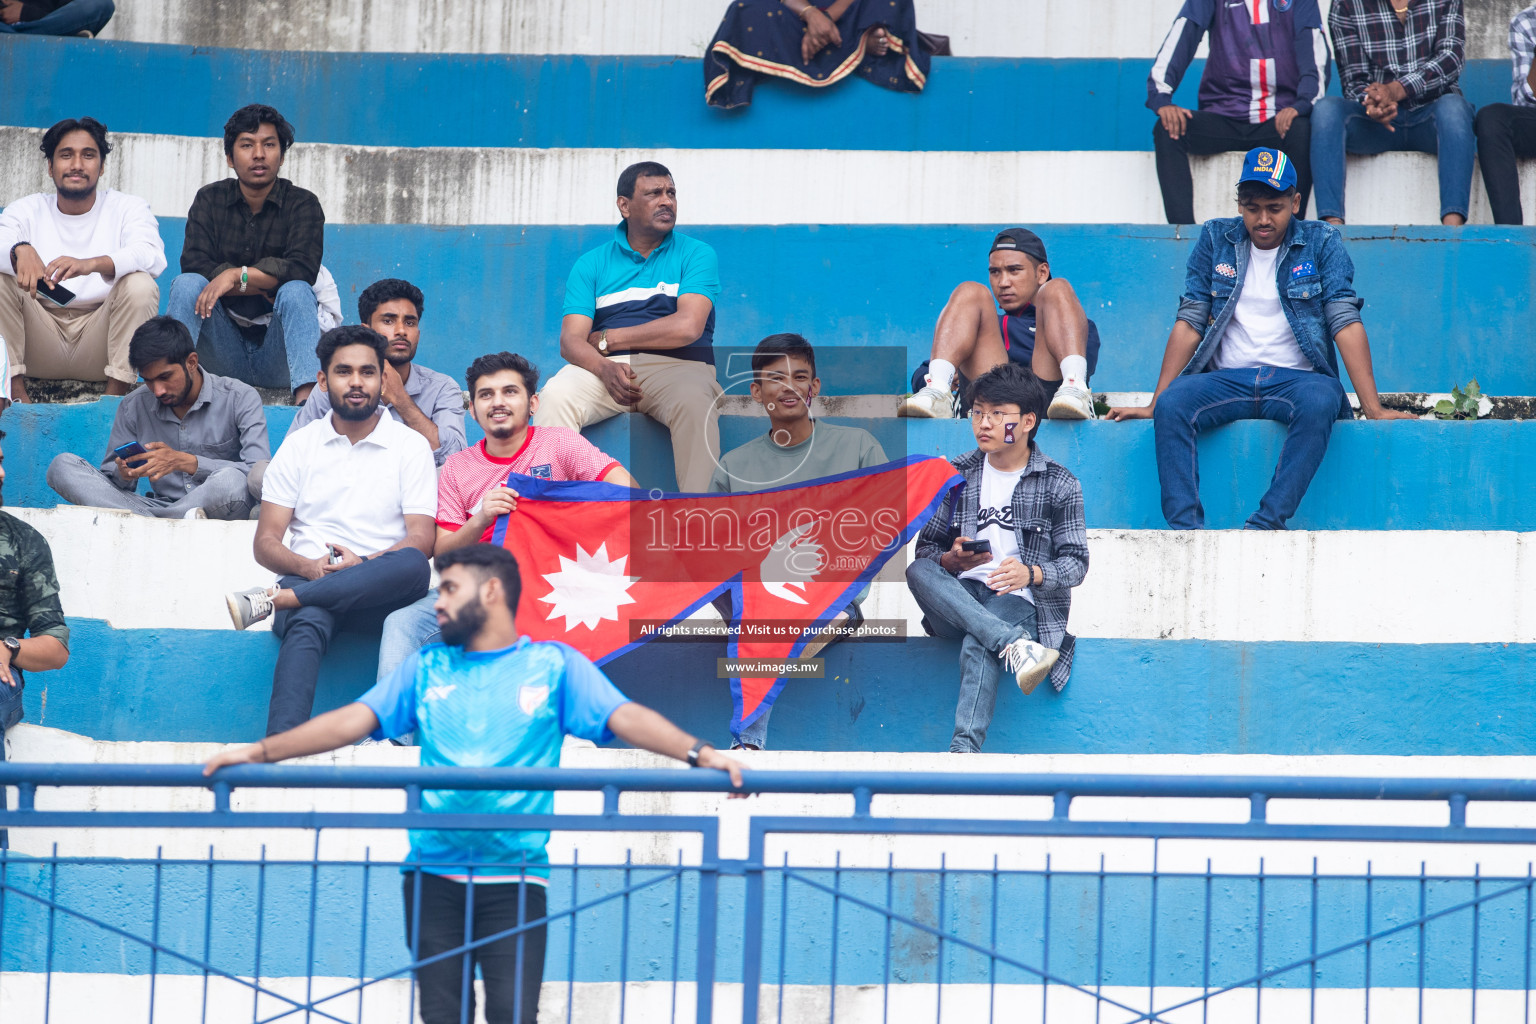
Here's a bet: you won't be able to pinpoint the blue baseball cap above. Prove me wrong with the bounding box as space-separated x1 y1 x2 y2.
1237 147 1297 192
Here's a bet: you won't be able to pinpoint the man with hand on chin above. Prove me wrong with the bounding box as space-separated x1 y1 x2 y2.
225 326 436 735
168 104 325 404
207 544 744 1024
1108 149 1411 530
375 351 634 682
538 161 723 492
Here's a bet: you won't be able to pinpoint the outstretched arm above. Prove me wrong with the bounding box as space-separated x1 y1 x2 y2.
1106 321 1202 420
203 702 380 774
607 702 747 793
1334 323 1415 420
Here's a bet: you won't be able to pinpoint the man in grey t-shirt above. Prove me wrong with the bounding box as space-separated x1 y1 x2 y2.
47 316 269 520
708 333 887 749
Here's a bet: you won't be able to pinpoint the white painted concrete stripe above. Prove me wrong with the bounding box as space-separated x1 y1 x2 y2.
86 0 1528 63
4 129 1533 226
1 977 1522 1024
13 726 1536 880
12 507 1532 643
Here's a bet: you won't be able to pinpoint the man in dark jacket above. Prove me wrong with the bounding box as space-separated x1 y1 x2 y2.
1108 149 1411 530
1149 0 1329 223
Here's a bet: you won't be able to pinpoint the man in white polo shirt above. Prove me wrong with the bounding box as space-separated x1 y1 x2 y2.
224 325 437 736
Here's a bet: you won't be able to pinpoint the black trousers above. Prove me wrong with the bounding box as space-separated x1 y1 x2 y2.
403 872 549 1024
1153 110 1313 223
266 547 430 735
1473 103 1536 225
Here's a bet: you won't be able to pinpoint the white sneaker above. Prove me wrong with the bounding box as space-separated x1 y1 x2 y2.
226 587 275 630
897 385 957 419
183 507 207 520
999 637 1059 695
1047 381 1095 420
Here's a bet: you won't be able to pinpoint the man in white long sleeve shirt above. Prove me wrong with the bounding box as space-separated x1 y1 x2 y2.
0 117 165 403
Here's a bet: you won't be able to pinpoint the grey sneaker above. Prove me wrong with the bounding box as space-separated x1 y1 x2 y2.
1047 381 1095 420
1000 637 1059 695
897 385 957 419
226 587 275 630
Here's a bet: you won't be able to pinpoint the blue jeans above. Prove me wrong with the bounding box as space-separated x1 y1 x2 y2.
378 590 441 682
167 274 321 393
904 557 1037 753
0 0 113 34
1310 93 1475 222
1154 367 1345 531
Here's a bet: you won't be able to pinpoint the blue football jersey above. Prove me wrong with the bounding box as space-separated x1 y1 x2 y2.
358 638 630 878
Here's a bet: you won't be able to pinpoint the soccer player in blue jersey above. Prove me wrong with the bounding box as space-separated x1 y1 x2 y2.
204 543 745 1024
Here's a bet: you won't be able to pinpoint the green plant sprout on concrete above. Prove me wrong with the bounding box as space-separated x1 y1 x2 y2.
1434 380 1482 420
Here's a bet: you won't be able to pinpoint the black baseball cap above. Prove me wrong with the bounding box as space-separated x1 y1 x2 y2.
989 227 1048 264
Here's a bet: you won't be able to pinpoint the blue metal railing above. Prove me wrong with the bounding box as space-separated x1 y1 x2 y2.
3 764 1536 1023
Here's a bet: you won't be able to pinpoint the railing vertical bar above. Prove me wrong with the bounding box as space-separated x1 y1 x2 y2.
1098 853 1109 1024
1524 862 1532 1024
1255 856 1265 1024
1201 857 1212 1024
1042 851 1052 1024
670 850 683 1024
1418 861 1427 1024
304 831 321 1022
881 852 893 1024
356 848 371 1024
0 851 9 1018
514 854 530 1024
408 861 423 1024
1308 856 1318 1024
696 839 719 1024
936 852 948 1024
830 850 842 1024
1472 863 1482 1023
780 851 791 1024
566 850 579 1024
201 845 215 1024
252 845 267 1024
1147 841 1159 1019
619 849 632 1024
149 845 163 1024
1365 862 1374 1024
43 843 57 1024
461 870 475 1024
988 853 998 1024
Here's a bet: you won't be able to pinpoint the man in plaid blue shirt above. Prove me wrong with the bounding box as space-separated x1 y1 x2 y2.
1312 0 1474 225
1473 4 1536 224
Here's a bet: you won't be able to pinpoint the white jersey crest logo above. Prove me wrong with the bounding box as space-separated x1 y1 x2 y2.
519 684 550 715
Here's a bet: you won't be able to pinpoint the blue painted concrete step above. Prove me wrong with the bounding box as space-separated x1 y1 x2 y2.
7 403 1531 531
27 619 1536 754
3 37 1519 152
89 221 1536 398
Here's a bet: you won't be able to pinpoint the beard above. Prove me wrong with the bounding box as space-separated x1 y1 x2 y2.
439 595 489 647
330 388 381 421
159 368 194 407
56 181 96 203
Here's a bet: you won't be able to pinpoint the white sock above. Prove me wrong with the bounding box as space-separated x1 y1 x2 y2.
927 359 957 393
1059 354 1088 386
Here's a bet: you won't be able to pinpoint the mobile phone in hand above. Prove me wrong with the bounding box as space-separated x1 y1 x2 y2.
960 539 992 554
112 440 149 468
35 279 76 306
327 544 344 565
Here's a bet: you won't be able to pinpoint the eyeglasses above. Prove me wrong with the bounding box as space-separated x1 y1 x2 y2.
969 410 1022 425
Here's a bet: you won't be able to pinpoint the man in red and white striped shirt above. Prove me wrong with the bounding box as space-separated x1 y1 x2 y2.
376 352 635 680
1148 0 1330 224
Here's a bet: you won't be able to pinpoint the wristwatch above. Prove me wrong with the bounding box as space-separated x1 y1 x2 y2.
686 738 712 767
597 329 610 355
239 266 249 293
3 637 20 657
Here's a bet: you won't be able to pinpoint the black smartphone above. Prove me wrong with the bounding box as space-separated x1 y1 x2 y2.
112 440 149 468
960 539 992 554
34 279 76 306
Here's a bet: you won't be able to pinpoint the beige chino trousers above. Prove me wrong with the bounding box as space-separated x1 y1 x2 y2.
536 353 723 492
0 271 158 385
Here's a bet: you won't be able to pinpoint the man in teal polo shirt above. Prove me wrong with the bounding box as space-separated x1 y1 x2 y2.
537 161 723 492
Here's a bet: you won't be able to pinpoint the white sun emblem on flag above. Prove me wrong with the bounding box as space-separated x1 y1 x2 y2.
539 543 638 631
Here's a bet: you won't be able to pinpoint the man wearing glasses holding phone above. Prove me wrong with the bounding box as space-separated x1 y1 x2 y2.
0 116 164 404
905 362 1090 754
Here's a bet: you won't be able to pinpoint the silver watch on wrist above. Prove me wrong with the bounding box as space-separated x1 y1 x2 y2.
3 637 21 657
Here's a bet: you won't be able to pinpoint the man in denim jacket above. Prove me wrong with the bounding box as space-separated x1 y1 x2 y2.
1109 148 1410 529
908 363 1089 753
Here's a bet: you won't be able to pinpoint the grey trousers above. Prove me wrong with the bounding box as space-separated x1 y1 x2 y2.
47 453 252 520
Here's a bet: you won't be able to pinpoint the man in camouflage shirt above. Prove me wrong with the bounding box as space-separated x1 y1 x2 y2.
0 428 71 789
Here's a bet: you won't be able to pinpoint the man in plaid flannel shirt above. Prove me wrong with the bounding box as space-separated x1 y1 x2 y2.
1311 0 1474 225
1473 4 1536 224
907 363 1089 754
